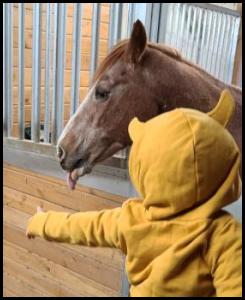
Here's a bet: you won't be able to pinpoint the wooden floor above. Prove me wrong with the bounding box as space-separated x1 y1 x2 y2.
3 163 126 297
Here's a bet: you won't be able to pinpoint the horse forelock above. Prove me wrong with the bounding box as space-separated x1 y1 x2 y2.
92 40 128 83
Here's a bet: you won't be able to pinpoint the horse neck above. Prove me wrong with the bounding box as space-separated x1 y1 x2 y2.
149 51 242 112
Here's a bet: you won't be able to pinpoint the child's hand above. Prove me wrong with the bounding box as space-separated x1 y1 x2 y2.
26 206 44 239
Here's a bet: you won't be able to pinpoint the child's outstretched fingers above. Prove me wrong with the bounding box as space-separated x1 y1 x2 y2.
26 231 35 239
37 206 44 213
26 206 44 239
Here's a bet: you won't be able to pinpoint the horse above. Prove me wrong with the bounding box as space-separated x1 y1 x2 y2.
57 20 242 189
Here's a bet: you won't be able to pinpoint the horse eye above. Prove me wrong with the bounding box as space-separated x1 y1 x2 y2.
95 88 110 102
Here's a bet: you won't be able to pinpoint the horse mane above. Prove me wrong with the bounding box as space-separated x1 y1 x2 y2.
92 39 242 95
92 39 183 83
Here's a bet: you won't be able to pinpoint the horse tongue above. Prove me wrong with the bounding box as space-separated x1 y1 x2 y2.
67 172 77 190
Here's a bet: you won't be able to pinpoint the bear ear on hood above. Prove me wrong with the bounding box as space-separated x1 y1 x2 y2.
207 89 235 128
128 117 145 141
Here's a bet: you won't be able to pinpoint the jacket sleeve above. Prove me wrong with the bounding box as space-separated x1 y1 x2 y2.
27 207 123 249
205 218 242 297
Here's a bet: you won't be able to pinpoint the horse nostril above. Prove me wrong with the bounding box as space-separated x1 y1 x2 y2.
57 145 65 161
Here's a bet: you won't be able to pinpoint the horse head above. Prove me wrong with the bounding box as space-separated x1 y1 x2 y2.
57 20 242 189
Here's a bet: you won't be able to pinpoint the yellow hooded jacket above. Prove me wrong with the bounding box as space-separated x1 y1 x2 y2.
27 89 242 297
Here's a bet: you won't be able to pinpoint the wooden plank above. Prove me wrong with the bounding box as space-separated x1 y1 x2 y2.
13 67 90 88
3 168 120 211
3 288 18 297
3 206 123 291
12 86 90 105
13 49 106 71
13 28 108 55
12 103 71 123
13 54 113 88
13 9 109 38
3 288 17 297
4 240 119 297
61 3 109 22
3 272 48 297
13 3 109 22
4 257 78 297
3 163 125 205
3 186 123 268
12 119 82 138
3 186 75 214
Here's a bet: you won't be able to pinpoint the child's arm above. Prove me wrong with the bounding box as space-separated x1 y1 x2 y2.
26 206 124 249
206 218 242 297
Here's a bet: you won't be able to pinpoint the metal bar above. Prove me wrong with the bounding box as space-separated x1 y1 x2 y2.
44 3 52 143
217 14 227 79
31 3 42 142
158 3 170 44
3 3 7 137
188 3 241 17
222 15 232 82
145 3 153 39
211 13 222 76
221 16 232 82
231 16 242 85
71 3 82 116
8 3 13 137
127 3 135 37
194 8 203 63
208 12 218 74
189 5 197 60
203 10 214 70
150 3 161 43
90 3 101 82
199 8 208 67
52 3 67 145
178 4 187 51
52 3 57 144
5 3 13 137
227 17 237 83
120 3 129 40
167 3 174 45
168 3 174 45
174 3 182 47
184 5 192 58
108 3 116 49
18 3 25 140
113 3 123 44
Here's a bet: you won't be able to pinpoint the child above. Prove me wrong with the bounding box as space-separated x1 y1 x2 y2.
27 89 242 297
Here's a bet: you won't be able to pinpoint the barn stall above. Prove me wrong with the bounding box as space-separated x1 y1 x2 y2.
3 3 242 297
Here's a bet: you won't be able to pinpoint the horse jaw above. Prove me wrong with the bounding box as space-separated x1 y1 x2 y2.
66 141 124 190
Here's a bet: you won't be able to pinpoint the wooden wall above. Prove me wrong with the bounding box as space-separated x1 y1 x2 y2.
12 3 110 138
3 162 126 297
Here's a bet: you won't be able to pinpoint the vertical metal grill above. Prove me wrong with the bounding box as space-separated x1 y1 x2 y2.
150 3 241 84
108 3 123 50
31 3 42 143
70 3 82 116
44 3 52 143
3 3 13 137
52 3 67 145
90 3 101 82
18 3 25 140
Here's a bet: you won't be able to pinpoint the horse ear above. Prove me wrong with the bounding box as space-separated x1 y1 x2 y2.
126 20 147 64
207 89 235 128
